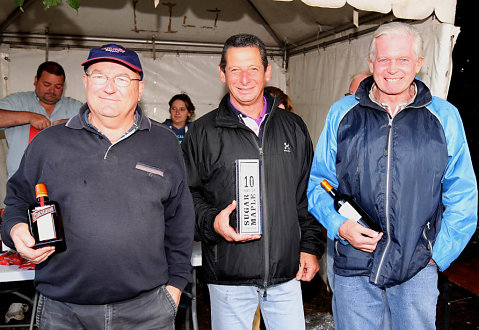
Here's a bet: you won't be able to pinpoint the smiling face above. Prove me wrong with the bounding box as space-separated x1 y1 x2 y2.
368 33 424 106
219 46 271 116
169 99 191 128
82 61 144 127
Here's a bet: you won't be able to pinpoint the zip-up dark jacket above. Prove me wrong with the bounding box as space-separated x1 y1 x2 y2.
308 77 477 287
1 104 195 304
182 93 324 286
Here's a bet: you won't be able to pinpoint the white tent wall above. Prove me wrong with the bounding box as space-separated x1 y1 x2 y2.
289 17 460 146
0 7 460 209
139 53 286 120
0 48 286 119
0 48 286 207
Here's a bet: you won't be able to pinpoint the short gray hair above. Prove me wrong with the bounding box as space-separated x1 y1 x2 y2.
368 22 423 62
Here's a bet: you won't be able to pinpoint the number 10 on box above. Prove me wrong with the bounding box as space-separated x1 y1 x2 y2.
235 159 262 235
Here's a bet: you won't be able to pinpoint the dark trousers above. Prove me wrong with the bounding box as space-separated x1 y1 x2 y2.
36 285 177 330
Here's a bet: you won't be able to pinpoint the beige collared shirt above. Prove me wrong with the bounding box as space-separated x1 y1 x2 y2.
369 83 417 117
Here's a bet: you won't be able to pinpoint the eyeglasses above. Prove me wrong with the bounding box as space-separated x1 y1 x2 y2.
85 73 141 87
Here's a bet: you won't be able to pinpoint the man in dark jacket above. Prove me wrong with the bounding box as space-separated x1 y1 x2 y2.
1 44 195 329
308 22 477 330
182 34 324 329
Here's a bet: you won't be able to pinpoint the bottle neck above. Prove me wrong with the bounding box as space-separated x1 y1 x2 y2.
37 196 50 207
328 187 337 198
320 180 338 198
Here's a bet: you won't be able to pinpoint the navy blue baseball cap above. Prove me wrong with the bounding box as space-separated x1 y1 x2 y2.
82 44 143 80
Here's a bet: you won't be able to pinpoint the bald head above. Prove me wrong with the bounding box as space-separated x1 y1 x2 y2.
348 72 372 95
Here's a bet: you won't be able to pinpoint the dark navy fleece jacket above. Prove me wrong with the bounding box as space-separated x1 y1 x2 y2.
1 104 195 304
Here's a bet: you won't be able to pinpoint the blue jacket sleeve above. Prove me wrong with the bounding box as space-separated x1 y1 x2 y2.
430 98 478 271
307 98 356 240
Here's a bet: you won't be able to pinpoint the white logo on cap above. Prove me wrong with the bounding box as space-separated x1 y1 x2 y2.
102 47 126 53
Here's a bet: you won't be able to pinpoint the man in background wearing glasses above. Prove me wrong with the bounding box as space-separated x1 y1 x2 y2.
1 44 195 329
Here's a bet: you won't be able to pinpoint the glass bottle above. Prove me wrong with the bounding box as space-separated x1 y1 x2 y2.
321 179 382 233
27 184 66 253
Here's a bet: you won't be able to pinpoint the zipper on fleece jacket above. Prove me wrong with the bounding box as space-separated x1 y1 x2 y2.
374 115 393 284
241 99 277 296
258 146 269 297
257 99 280 297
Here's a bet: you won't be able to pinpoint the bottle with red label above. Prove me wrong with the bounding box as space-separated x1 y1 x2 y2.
27 184 66 253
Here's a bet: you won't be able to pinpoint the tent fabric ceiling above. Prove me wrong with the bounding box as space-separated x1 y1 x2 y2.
0 0 456 54
296 0 456 24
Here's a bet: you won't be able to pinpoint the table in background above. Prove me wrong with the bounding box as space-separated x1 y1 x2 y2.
1 243 203 330
0 264 37 330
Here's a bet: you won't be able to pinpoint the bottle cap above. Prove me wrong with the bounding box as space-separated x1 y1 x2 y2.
320 179 333 192
35 184 49 198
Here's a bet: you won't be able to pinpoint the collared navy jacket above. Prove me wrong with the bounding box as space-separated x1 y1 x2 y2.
1 104 195 304
308 77 477 287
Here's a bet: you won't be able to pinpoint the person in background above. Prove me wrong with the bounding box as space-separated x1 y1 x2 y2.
0 61 82 178
307 22 477 329
1 44 195 330
162 93 195 143
345 72 372 96
264 86 294 112
182 33 323 330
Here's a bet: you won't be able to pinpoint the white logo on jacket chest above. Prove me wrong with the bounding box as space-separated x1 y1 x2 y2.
283 142 291 153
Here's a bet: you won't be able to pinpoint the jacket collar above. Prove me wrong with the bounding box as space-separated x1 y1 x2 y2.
355 76 433 111
66 103 151 132
214 93 278 128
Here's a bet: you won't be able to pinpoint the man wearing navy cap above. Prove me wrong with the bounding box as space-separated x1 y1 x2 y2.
1 44 195 329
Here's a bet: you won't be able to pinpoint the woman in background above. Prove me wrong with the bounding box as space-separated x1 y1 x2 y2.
264 86 294 112
162 93 195 143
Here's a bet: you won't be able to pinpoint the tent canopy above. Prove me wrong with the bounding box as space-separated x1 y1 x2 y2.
0 0 459 140
0 0 456 55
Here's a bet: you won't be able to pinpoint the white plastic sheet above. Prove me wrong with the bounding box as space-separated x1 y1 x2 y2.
0 48 286 206
0 48 286 123
0 17 460 206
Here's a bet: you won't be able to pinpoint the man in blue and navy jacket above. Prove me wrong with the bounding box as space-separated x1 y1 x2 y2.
308 22 477 330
